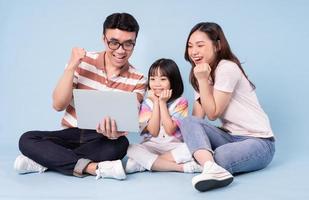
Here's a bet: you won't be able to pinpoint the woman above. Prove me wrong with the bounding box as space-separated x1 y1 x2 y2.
180 22 275 192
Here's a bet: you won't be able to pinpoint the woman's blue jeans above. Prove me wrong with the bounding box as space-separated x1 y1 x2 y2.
179 116 275 175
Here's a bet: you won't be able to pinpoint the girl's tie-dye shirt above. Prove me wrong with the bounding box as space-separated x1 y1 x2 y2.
139 96 188 143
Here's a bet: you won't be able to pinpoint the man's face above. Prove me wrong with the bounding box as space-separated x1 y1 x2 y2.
103 28 137 68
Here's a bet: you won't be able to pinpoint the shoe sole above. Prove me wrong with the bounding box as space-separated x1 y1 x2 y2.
194 176 234 192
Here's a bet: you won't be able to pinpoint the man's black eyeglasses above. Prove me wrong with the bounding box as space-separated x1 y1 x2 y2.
105 37 135 51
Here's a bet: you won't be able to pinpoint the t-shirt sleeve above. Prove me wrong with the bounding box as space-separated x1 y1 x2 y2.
170 97 189 127
133 76 147 99
214 61 242 93
138 99 152 133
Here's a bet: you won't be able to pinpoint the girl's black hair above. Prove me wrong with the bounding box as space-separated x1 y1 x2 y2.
148 58 184 103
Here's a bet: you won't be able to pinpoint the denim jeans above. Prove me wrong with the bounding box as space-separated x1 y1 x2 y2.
179 116 275 175
19 128 129 176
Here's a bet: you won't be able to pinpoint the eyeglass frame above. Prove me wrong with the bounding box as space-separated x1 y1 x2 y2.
104 36 136 51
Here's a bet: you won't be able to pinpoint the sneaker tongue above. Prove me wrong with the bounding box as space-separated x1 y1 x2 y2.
100 163 114 172
203 161 214 171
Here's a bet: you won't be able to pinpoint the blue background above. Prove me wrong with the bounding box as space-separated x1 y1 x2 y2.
1 0 308 199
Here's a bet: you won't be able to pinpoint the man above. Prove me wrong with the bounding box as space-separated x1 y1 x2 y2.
14 13 147 180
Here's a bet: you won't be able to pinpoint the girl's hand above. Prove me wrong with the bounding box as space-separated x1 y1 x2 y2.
147 90 159 103
194 63 211 81
159 89 172 103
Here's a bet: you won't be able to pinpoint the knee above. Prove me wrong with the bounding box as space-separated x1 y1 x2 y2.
114 136 129 159
179 116 196 136
213 150 233 173
179 116 206 131
172 143 192 163
180 116 196 126
126 144 137 157
126 144 144 158
19 131 36 153
214 144 275 175
93 136 129 161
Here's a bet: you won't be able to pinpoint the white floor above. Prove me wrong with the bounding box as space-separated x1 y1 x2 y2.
1 141 309 200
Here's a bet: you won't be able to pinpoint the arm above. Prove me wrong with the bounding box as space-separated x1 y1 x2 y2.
134 75 147 103
194 63 232 121
52 47 86 111
192 100 205 118
52 68 75 111
198 80 232 120
146 99 161 137
159 89 178 135
137 93 144 103
160 100 178 136
144 90 160 137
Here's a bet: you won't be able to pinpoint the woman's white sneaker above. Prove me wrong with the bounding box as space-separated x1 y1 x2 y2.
14 154 47 174
95 160 126 180
125 158 146 174
192 161 233 192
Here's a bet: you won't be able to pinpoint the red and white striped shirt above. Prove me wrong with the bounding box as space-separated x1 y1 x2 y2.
61 51 147 128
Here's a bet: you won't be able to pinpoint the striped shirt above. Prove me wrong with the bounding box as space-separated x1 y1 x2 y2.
61 51 147 128
139 96 188 143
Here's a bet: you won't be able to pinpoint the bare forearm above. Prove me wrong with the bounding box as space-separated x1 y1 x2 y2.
160 101 177 135
146 101 160 136
198 80 218 120
52 47 86 111
192 101 205 118
52 68 75 111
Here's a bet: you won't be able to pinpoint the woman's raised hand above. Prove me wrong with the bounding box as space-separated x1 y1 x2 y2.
194 63 211 81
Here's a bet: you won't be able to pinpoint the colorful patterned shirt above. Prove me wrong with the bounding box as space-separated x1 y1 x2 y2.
139 96 188 142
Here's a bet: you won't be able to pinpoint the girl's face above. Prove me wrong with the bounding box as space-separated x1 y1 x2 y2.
188 30 217 65
149 68 171 97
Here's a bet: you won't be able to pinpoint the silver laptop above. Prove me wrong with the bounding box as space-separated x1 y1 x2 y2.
73 89 140 132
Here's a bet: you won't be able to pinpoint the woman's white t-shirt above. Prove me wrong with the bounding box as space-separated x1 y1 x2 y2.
195 60 274 138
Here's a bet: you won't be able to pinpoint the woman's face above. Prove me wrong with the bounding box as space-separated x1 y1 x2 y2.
187 30 217 65
149 68 171 97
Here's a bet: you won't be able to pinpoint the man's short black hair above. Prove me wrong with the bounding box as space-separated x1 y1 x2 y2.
103 13 139 38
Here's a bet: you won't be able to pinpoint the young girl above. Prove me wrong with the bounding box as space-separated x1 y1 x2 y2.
180 22 275 192
125 58 202 173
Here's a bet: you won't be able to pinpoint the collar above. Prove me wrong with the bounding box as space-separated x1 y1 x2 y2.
97 51 130 78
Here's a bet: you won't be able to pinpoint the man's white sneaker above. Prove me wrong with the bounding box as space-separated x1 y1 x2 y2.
95 160 126 180
192 161 233 192
183 161 203 173
14 154 47 174
125 158 146 174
